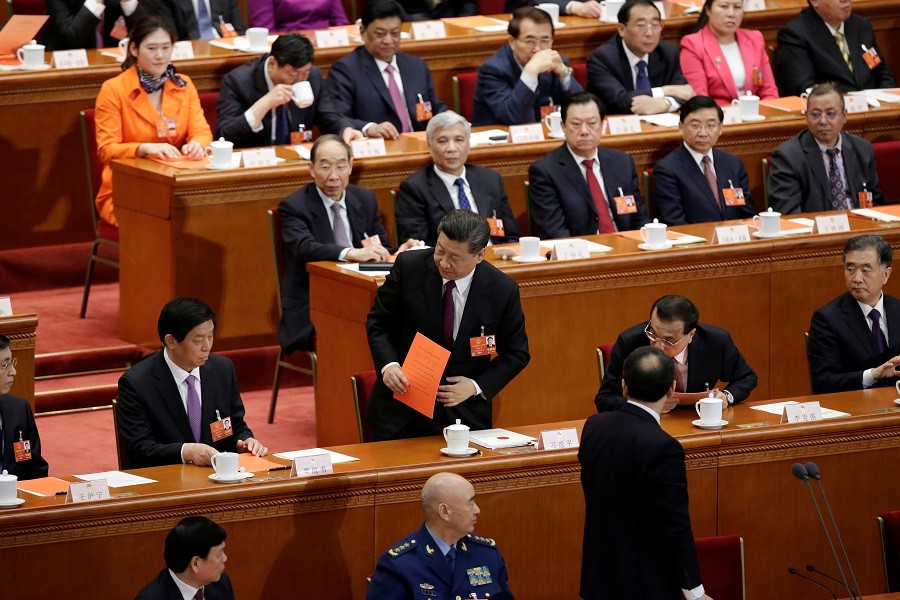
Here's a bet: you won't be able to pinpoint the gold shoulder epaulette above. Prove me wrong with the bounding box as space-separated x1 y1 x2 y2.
387 539 417 558
466 534 496 547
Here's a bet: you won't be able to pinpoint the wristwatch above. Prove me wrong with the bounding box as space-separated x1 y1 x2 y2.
561 66 573 79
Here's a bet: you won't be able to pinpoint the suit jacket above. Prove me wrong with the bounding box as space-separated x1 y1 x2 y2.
151 0 246 40
768 130 883 214
808 292 900 394
653 144 757 224
318 47 447 135
367 524 514 600
579 403 703 599
679 27 779 104
94 67 212 226
117 351 254 468
595 321 758 412
215 54 323 148
248 0 348 31
471 44 582 126
586 35 688 115
0 394 49 480
528 143 649 238
278 182 392 353
396 0 476 20
135 569 234 600
42 0 151 50
396 163 520 246
366 249 530 440
775 8 896 96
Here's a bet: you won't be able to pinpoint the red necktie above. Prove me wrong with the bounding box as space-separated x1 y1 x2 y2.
582 159 615 233
701 155 722 210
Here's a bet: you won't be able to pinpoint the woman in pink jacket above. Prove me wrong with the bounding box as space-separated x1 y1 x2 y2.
679 0 778 105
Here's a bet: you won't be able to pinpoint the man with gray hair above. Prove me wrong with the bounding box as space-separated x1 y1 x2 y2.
808 234 900 394
367 472 515 599
396 110 520 246
367 209 530 440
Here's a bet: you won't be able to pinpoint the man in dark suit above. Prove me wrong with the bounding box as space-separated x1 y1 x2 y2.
117 297 267 468
135 516 234 600
151 0 245 40
366 210 530 440
768 83 883 214
367 472 514 599
396 111 520 246
809 234 900 394
472 6 582 126
580 346 710 600
42 0 151 51
318 0 447 140
775 0 895 96
216 34 329 149
528 92 649 239
396 0 476 20
279 134 420 353
0 335 48 480
596 294 757 412
586 0 694 115
654 95 757 224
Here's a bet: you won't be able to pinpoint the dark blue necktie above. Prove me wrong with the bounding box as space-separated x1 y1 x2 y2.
635 60 651 93
870 308 887 353
454 178 472 211
275 106 290 145
196 0 216 39
446 546 456 573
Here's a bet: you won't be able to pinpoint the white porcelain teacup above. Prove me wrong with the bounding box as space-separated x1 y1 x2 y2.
16 40 45 69
542 111 563 137
207 137 234 168
0 470 18 502
292 80 314 108
731 94 760 119
752 207 781 236
443 419 470 454
211 451 240 477
519 236 541 260
640 218 667 248
246 27 269 51
695 396 723 425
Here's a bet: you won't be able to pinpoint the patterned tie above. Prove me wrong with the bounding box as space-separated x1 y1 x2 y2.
442 280 456 349
274 106 291 145
185 374 202 443
635 60 651 93
193 588 204 600
834 32 854 72
195 0 216 40
582 159 616 233
384 64 413 133
331 203 351 247
870 308 887 353
454 178 472 211
701 156 722 209
446 546 457 573
671 357 685 393
826 148 851 210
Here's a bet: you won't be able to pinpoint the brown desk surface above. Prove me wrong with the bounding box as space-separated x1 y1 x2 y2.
1 388 897 598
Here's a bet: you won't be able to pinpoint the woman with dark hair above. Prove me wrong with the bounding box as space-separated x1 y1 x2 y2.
94 16 212 226
679 0 778 105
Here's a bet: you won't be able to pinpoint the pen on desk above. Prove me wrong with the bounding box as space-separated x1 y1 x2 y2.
55 491 68 496
268 465 291 472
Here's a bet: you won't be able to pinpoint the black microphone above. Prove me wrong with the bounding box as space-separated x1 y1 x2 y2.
807 564 848 592
788 567 837 599
792 462 809 480
805 462 862 599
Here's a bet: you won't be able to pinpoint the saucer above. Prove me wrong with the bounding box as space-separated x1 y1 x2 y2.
741 114 766 122
512 255 548 263
207 163 236 170
894 398 900 406
441 447 478 458
20 63 51 71
638 242 673 251
209 472 254 483
692 419 728 430
0 497 25 507
547 131 566 139
752 230 787 239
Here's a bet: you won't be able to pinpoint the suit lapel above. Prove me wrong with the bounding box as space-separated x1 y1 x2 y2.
840 293 878 355
307 185 336 244
800 132 832 201
558 147 597 218
360 50 396 116
178 0 200 38
199 365 218 444
886 296 900 351
151 352 195 442
808 10 853 80
464 167 490 219
397 54 420 119
426 168 457 216
684 339 712 391
345 189 368 245
839 133 861 199
421 528 454 585
842 21 865 87
615 37 635 92
456 263 489 351
680 146 723 217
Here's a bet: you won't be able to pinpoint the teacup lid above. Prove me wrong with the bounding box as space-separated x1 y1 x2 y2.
0 469 16 481
211 137 232 147
446 418 468 430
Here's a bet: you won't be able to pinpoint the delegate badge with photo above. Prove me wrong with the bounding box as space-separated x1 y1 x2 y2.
13 438 32 462
470 327 497 357
415 94 433 121
723 186 746 206
859 189 874 208
862 45 882 69
487 211 505 237
210 411 233 442
614 187 637 214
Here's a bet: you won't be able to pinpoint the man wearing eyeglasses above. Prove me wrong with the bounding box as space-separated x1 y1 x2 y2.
471 6 582 126
653 95 757 224
586 0 694 115
768 82 883 214
595 295 757 412
0 335 49 480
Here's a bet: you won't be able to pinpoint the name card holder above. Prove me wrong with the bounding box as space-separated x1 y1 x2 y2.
0 297 12 316
551 239 590 260
66 479 110 503
722 105 742 124
711 224 751 244
813 213 851 234
351 137 387 158
781 401 823 424
51 49 88 69
742 0 766 11
538 427 579 450
291 453 333 477
508 123 544 144
844 95 868 113
411 20 446 39
605 116 642 136
241 147 278 167
314 29 350 48
171 40 195 60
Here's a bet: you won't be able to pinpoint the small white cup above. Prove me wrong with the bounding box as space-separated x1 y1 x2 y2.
211 451 240 477
601 0 626 22
752 207 781 236
519 236 541 260
542 111 563 138
246 27 269 51
640 218 667 247
695 396 723 424
443 419 470 454
207 137 234 168
895 380 900 398
536 2 560 23
292 80 314 108
16 40 45 69
0 470 18 502
731 94 760 120
118 37 130 57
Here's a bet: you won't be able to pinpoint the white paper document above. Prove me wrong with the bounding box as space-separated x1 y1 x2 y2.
470 129 509 147
468 428 537 449
74 471 158 488
336 262 392 277
850 208 900 222
639 113 680 128
667 232 708 245
749 402 850 419
273 448 359 463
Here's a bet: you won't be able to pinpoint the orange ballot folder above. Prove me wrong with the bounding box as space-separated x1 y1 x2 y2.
394 332 451 418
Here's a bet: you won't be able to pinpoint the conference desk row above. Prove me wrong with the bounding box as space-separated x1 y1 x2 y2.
1 389 897 599
6 0 900 249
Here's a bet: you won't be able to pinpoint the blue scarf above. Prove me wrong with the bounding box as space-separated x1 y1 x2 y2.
137 64 186 94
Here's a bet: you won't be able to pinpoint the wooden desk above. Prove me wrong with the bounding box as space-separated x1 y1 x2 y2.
0 313 37 409
0 389 896 599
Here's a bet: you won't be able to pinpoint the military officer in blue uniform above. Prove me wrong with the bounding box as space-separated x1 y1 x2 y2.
367 472 514 599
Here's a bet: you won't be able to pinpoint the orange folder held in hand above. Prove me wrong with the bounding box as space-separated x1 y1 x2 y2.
394 332 451 418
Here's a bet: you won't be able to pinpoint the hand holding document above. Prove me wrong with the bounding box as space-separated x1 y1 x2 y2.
393 332 451 418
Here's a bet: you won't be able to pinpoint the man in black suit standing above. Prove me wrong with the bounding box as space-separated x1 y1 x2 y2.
809 234 900 394
775 0 895 96
42 0 151 51
596 294 757 412
151 0 245 40
0 335 48 480
528 92 649 239
396 111 520 246
586 0 694 115
117 297 267 468
580 346 711 600
135 516 234 600
653 95 757 224
768 82 883 214
366 210 530 440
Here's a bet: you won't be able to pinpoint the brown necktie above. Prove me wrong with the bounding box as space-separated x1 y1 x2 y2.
193 588 204 600
701 155 722 210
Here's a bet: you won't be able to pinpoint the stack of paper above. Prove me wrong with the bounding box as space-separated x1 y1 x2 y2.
273 448 359 463
749 402 850 419
468 429 536 449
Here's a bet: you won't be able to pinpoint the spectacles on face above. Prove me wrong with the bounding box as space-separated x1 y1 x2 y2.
644 323 690 348
0 357 18 373
807 110 842 122
685 121 721 132
516 36 553 49
628 21 662 32
314 162 351 174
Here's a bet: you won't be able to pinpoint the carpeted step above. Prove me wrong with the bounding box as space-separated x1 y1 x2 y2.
0 242 118 293
36 345 151 378
35 371 120 414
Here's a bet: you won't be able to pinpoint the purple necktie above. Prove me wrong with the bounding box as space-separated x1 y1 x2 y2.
870 308 887 354
186 374 202 443
384 64 413 133
331 203 351 247
443 280 456 349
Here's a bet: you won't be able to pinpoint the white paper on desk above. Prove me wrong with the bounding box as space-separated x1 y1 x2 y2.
472 18 509 31
295 145 311 160
750 402 850 419
850 89 900 104
468 428 536 449
74 471 158 488
667 232 707 245
274 448 359 463
100 50 125 62
784 218 815 234
470 129 509 147
850 208 900 222
336 263 392 277
639 113 680 128
542 238 612 253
